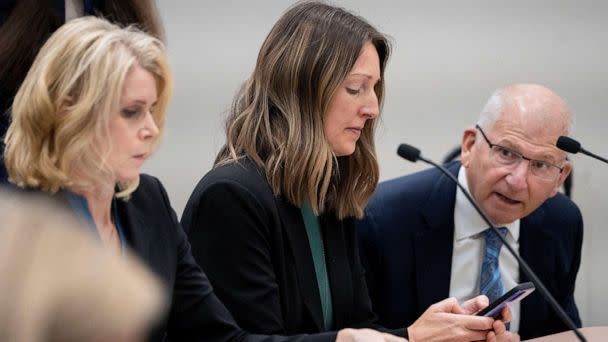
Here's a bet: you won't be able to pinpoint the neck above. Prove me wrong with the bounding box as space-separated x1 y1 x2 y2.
69 187 114 227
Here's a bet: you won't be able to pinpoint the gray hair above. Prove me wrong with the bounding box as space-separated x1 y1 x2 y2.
477 89 504 130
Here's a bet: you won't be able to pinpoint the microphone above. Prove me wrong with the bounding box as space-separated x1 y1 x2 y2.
397 143 587 342
397 144 421 162
557 136 608 164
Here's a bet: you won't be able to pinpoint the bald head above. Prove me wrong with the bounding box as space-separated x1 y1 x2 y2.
461 84 574 225
478 84 572 137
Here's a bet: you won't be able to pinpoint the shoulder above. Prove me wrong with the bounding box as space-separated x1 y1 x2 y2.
359 162 459 236
189 158 274 203
203 159 268 189
542 192 581 214
133 174 164 197
359 166 442 235
532 192 583 228
182 159 278 226
129 174 172 211
523 193 583 251
136 173 163 191
367 163 449 212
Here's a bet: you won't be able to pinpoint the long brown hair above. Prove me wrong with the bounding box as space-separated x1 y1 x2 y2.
216 1 391 219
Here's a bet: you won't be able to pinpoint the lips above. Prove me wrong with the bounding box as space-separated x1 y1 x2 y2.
494 191 522 205
133 153 147 161
346 127 362 136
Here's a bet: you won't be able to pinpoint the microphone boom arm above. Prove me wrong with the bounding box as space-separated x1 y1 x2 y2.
580 148 608 164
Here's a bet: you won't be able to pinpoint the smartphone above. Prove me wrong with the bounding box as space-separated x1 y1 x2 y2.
476 282 536 318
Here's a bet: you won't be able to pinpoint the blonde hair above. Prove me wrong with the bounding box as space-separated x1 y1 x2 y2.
216 1 391 219
0 190 166 342
4 16 172 198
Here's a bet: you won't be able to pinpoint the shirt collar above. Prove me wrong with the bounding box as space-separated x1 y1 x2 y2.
454 166 520 242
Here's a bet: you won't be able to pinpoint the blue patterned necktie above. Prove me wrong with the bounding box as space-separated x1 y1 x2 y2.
479 227 509 303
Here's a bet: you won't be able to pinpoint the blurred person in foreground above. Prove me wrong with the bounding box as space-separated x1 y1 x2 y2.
0 190 166 342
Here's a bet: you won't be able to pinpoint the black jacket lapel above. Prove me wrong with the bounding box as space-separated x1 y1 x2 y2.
414 163 459 313
275 197 325 331
116 199 151 263
322 215 353 329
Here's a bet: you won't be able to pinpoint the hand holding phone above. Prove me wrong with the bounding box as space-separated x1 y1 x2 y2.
476 282 536 318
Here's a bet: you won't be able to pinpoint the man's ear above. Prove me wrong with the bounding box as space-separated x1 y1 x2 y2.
551 160 572 197
460 127 477 168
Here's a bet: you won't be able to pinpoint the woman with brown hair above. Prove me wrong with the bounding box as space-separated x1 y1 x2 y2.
182 2 508 341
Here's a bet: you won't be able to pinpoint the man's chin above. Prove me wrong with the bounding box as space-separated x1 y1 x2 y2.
486 210 519 227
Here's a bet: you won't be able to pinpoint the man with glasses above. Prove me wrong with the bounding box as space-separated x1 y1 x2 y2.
357 84 582 341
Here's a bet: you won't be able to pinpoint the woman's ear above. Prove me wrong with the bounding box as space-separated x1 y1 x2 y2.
460 127 477 168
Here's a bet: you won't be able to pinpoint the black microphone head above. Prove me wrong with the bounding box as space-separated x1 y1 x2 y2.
556 136 581 154
397 144 421 162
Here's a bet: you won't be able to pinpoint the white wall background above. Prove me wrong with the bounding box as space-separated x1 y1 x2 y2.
149 0 608 326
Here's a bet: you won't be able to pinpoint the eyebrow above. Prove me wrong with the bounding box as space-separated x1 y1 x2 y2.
539 153 560 164
500 140 561 163
124 99 157 106
346 73 381 82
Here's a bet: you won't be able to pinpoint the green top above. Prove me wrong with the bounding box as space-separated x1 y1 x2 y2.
300 202 334 331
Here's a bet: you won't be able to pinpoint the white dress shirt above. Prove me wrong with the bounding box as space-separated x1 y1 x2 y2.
449 166 521 332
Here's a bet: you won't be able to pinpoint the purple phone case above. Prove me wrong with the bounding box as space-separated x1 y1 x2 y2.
479 286 535 318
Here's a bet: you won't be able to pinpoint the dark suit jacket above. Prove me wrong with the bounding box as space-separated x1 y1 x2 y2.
46 174 335 342
357 161 583 340
181 159 406 338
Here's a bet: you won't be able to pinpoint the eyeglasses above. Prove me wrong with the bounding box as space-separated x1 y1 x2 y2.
475 124 564 181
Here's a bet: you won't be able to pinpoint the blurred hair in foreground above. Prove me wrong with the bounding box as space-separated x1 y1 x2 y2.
0 189 167 342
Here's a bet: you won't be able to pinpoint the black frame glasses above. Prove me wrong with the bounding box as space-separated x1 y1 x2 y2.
475 124 564 181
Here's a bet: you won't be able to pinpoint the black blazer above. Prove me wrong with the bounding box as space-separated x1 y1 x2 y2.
181 159 405 337
48 174 336 342
356 162 583 340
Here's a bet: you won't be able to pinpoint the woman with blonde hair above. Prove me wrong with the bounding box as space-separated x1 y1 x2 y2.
182 2 509 342
3 15 408 342
0 0 165 182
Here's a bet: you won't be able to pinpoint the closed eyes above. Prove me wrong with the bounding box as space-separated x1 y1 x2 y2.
121 107 142 119
346 87 361 95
